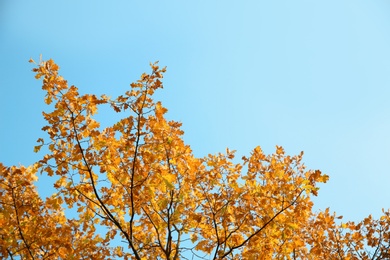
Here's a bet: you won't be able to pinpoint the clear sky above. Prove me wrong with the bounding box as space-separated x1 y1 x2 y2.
1 0 390 223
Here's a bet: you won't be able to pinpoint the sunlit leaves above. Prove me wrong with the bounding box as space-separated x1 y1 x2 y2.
0 163 110 259
1 58 390 259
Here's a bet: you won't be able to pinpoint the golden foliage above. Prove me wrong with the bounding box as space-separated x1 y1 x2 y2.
1 58 389 259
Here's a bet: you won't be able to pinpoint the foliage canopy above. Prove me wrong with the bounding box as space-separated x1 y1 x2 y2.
1 59 390 259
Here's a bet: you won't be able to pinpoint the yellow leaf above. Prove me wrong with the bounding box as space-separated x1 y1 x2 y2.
34 145 42 153
58 247 67 258
44 95 52 105
190 233 198 243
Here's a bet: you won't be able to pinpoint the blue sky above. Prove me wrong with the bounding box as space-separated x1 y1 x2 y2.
1 0 390 223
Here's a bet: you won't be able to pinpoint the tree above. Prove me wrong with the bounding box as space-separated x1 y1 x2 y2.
0 58 389 259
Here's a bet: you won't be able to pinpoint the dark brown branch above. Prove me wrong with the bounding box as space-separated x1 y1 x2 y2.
10 186 35 259
142 207 165 252
127 86 149 258
220 189 305 258
68 107 141 260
